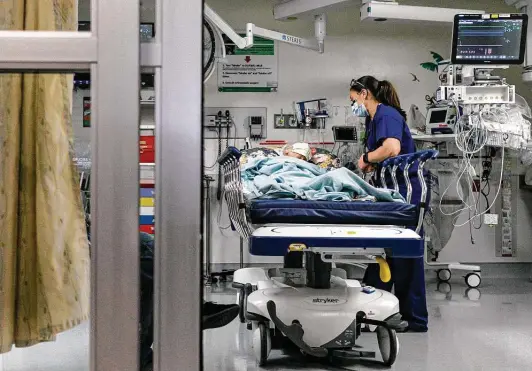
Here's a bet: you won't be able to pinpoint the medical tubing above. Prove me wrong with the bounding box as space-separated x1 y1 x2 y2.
453 145 505 227
438 103 499 224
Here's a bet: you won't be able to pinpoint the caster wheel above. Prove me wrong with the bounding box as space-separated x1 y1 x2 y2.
211 277 218 284
465 288 481 301
237 292 246 323
465 273 481 288
437 269 452 282
253 322 271 366
376 326 399 367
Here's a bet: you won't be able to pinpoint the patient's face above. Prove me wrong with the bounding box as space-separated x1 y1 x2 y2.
285 151 307 161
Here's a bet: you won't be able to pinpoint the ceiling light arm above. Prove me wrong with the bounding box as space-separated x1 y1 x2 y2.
205 4 326 53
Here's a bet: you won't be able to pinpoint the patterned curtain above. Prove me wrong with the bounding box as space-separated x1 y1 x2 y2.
0 0 90 353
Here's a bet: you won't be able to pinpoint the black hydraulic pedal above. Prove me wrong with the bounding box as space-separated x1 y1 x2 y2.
266 301 328 358
358 313 408 331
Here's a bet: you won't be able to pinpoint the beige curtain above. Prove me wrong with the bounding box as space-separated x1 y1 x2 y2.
0 0 90 353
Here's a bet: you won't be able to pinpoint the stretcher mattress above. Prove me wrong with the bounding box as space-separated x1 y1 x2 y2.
249 199 418 226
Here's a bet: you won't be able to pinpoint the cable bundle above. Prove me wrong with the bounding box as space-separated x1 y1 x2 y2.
439 102 505 230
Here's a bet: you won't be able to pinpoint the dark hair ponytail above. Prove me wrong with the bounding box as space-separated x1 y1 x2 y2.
350 76 407 120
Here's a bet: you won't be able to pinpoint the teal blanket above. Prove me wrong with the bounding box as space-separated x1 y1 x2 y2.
241 157 404 202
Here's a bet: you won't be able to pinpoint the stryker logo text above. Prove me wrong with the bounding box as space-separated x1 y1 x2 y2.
313 298 340 304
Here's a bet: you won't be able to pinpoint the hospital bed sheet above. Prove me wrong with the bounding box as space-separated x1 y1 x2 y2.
242 157 404 202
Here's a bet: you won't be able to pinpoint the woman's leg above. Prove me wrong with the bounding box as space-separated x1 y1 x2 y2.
390 257 428 331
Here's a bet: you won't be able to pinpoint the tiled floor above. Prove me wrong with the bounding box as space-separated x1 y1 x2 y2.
2 278 532 371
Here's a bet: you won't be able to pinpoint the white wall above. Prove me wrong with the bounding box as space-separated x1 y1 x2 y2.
74 0 532 265
202 0 532 265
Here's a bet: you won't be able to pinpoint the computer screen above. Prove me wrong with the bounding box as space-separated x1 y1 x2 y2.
452 14 528 65
140 23 155 41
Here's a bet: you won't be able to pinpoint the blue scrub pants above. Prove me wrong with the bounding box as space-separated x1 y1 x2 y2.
363 176 429 331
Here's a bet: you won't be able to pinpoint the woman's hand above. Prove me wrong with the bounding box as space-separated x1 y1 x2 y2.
358 155 373 173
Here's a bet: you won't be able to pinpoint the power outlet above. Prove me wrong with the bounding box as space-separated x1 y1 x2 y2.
484 213 499 226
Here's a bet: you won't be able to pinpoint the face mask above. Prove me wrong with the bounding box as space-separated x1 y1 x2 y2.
352 101 368 117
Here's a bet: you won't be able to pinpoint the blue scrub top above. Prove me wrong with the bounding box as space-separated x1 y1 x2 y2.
365 104 421 199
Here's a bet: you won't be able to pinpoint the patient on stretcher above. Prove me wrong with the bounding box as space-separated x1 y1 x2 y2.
241 145 404 203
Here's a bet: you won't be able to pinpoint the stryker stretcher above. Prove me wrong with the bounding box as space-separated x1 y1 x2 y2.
218 147 438 367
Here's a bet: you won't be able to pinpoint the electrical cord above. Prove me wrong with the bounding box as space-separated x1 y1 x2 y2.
216 121 224 201
439 102 506 228
453 144 504 227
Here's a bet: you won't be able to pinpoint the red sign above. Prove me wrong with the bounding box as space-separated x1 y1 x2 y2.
140 135 155 163
140 225 154 234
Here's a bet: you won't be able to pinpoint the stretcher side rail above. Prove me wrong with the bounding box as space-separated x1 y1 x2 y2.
217 147 439 240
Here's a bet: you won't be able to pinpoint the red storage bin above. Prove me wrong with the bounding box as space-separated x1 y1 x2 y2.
140 225 155 235
140 135 155 163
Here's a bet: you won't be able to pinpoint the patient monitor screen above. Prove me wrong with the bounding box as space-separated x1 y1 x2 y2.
452 14 528 65
428 109 448 124
333 126 357 143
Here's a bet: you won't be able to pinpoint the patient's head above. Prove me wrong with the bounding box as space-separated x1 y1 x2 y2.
284 142 311 161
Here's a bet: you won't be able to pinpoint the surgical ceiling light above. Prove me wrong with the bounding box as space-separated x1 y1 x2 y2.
360 1 485 24
273 0 354 21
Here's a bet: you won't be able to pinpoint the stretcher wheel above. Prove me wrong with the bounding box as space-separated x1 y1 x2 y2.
437 269 452 282
376 326 399 367
465 273 481 289
253 322 271 366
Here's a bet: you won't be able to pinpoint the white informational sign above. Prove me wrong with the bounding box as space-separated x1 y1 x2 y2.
218 34 278 92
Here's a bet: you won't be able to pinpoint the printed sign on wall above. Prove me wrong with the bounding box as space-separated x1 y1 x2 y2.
140 135 155 163
218 34 278 92
83 97 91 128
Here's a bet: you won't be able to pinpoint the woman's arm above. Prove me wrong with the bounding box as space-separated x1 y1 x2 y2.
367 138 401 162
358 138 401 172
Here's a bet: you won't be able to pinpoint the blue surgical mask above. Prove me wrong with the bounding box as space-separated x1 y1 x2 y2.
352 101 368 117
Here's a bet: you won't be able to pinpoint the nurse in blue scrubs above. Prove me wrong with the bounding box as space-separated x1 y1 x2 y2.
350 75 429 332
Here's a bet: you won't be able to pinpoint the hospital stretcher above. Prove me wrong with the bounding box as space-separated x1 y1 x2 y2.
218 147 438 367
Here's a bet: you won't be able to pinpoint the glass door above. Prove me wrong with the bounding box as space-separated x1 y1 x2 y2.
0 1 203 369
